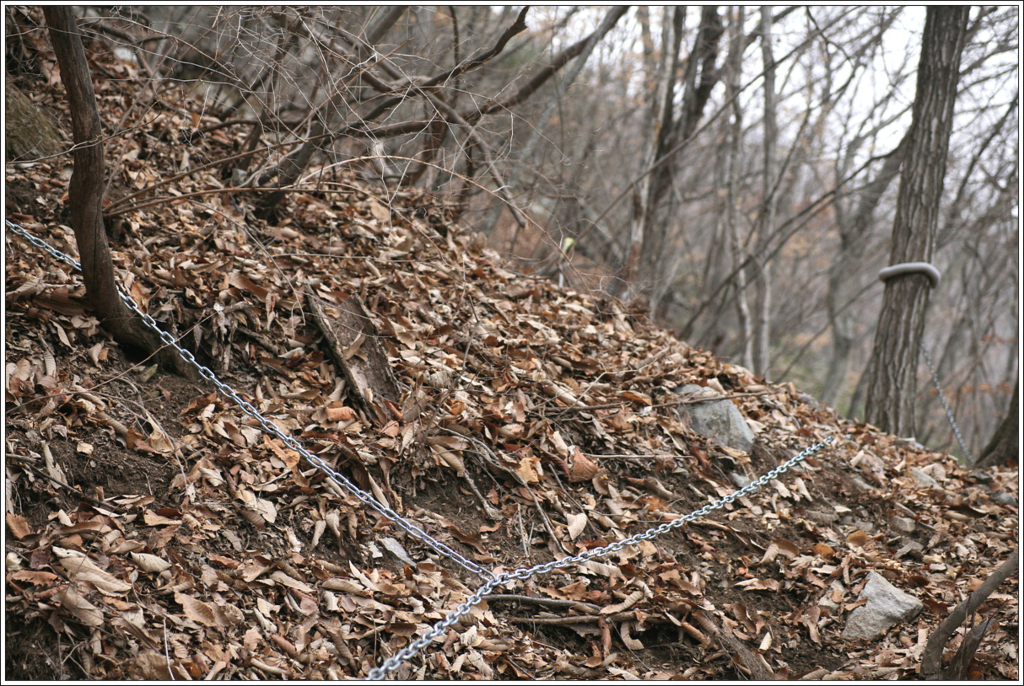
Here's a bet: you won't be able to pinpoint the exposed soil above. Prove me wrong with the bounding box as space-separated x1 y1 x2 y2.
4 17 1018 681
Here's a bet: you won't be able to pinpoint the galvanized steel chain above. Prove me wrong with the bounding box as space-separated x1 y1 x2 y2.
8 220 847 680
367 433 843 680
5 220 493 580
6 220 83 271
919 343 973 461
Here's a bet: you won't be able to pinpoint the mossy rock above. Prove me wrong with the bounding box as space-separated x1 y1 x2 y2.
5 78 63 160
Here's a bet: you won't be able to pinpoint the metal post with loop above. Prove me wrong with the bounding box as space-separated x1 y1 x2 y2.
878 261 972 461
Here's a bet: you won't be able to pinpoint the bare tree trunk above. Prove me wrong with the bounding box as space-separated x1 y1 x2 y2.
974 381 1018 468
920 547 1019 678
865 6 969 435
621 6 724 308
43 7 190 376
621 6 685 300
753 7 778 379
725 6 753 370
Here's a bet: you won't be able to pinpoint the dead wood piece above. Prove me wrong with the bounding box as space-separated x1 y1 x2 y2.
236 325 277 352
462 469 502 521
920 548 1018 679
944 616 995 680
12 456 125 513
305 287 400 426
484 594 601 615
508 610 654 626
692 610 774 681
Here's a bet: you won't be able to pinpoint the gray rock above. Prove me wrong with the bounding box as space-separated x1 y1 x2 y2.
850 520 876 534
890 516 916 534
675 383 755 453
894 540 924 560
910 467 939 488
845 475 875 493
894 436 926 451
968 470 995 485
990 491 1018 507
817 580 846 611
730 472 752 488
797 392 823 410
842 572 922 642
380 537 416 566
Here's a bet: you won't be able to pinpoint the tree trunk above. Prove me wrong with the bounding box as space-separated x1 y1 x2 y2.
620 6 685 300
974 382 1018 468
725 6 753 371
5 80 63 161
752 7 778 379
43 7 191 376
621 6 724 309
864 7 969 436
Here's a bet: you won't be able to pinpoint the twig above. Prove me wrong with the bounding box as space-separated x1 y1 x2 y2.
484 594 600 614
462 468 502 521
584 453 682 463
547 390 771 415
921 548 1019 679
508 610 649 626
236 325 276 351
691 610 774 680
163 618 175 681
454 430 571 556
9 456 126 513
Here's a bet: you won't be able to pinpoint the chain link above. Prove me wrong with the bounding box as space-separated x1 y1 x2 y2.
7 220 848 681
5 220 493 580
920 343 973 461
367 433 843 679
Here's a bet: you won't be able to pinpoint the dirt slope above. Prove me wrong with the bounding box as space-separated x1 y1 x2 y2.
4 43 1019 681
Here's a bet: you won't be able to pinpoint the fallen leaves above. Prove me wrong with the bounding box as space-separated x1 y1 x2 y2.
3 23 1017 682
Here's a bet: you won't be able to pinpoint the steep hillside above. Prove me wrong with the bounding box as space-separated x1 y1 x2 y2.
4 46 1018 681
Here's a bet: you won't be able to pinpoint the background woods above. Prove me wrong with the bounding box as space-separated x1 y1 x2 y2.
10 5 1014 459
5 6 1017 456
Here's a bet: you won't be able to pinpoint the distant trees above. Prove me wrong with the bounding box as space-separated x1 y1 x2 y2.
11 6 1016 457
619 6 725 312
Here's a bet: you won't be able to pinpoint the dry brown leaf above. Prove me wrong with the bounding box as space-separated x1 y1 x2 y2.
569 449 600 482
6 513 33 539
566 512 588 541
56 586 104 626
175 591 220 628
9 570 59 585
131 552 172 573
515 455 541 484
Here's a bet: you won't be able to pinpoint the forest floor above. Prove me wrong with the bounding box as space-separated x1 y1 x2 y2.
4 39 1019 681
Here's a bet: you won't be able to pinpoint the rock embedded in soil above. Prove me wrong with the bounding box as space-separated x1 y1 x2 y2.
842 571 923 642
674 383 756 453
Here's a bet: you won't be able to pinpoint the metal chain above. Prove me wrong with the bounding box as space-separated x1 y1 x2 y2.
7 220 848 680
919 343 973 461
367 433 844 680
5 220 493 580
